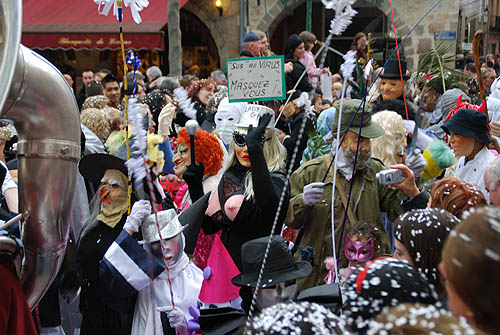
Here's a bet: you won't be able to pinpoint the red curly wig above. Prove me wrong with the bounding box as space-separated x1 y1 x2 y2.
186 79 217 100
176 127 223 176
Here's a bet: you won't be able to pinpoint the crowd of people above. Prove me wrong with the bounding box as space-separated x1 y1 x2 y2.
1 29 500 335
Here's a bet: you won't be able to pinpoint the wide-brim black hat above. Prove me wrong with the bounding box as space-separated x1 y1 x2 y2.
380 58 410 80
441 108 490 144
79 153 128 184
296 283 342 313
231 235 312 288
199 307 247 335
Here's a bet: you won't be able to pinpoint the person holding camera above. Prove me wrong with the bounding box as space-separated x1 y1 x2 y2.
285 99 428 291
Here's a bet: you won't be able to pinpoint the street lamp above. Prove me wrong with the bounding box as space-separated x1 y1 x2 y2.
215 0 223 17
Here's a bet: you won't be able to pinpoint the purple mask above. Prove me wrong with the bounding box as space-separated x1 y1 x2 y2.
345 235 374 264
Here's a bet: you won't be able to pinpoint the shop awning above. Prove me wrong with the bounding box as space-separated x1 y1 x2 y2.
21 0 188 50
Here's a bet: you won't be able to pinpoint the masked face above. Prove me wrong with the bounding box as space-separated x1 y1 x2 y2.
345 235 375 266
98 169 127 206
380 78 404 100
172 142 190 178
216 109 240 145
448 131 476 158
234 142 250 168
255 280 298 309
97 169 128 228
149 234 184 267
341 131 372 171
421 87 440 113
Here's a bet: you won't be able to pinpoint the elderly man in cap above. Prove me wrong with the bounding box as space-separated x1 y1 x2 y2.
240 32 263 57
286 99 428 290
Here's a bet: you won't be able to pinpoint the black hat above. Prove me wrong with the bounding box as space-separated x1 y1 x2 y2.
441 108 490 144
79 153 128 184
296 283 342 313
199 307 246 335
380 59 410 80
231 235 312 288
286 89 302 102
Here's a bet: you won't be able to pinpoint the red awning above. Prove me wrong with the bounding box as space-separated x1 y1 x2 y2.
21 0 188 50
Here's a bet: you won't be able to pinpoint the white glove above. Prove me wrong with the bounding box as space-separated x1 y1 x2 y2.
164 307 188 333
123 200 151 233
302 182 325 206
405 149 427 177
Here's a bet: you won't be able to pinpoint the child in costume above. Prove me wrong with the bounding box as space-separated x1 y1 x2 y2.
324 221 383 283
100 208 203 335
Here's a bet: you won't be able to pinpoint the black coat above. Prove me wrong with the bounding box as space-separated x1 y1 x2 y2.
285 59 313 93
76 216 134 335
283 111 316 173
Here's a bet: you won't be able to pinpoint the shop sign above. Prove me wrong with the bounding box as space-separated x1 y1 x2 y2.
461 42 473 51
226 56 286 102
434 31 457 41
22 33 164 50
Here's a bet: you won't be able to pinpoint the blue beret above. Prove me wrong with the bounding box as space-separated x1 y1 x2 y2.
243 32 260 43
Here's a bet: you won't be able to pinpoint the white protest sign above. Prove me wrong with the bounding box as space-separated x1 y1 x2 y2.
226 55 286 102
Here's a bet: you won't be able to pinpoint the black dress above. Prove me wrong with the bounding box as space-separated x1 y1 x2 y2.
202 147 290 270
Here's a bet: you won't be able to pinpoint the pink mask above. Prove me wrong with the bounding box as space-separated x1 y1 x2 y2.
345 235 374 264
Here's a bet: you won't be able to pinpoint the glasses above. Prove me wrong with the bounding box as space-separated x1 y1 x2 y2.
232 131 268 147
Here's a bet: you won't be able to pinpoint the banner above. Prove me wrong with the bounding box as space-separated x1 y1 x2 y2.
226 56 286 102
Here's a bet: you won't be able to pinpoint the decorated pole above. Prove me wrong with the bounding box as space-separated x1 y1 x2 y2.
473 30 489 118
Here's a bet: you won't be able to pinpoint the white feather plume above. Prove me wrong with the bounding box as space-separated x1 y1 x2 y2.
328 5 358 36
295 92 310 109
93 0 149 24
340 50 357 83
321 0 356 11
173 87 197 120
125 98 147 185
364 59 374 81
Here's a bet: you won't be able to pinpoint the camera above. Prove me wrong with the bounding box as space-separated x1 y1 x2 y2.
376 169 405 185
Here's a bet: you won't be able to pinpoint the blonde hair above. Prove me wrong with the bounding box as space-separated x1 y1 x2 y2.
254 29 266 40
226 128 286 200
81 108 111 142
103 106 122 132
371 111 406 165
0 126 14 144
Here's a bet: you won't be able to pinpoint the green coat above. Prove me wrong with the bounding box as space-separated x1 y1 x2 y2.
286 153 406 290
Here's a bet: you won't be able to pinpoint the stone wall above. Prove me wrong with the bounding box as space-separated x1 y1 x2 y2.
372 0 459 69
182 0 459 72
